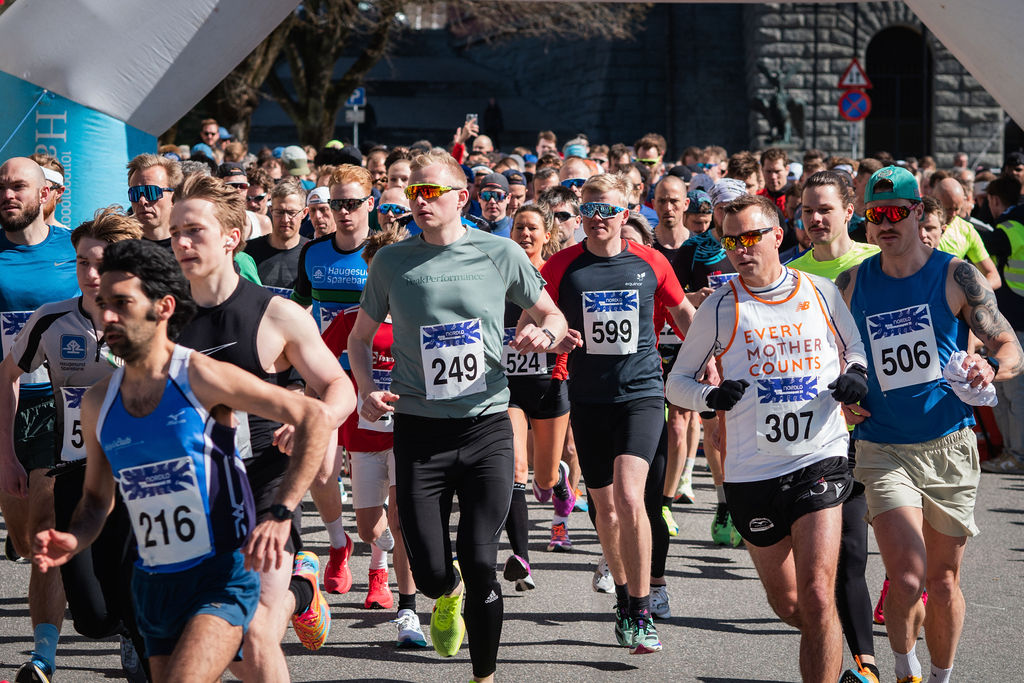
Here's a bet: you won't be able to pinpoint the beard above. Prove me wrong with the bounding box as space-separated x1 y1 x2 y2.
0 197 41 233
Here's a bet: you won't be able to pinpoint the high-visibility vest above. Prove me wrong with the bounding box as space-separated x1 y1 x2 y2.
998 219 1024 296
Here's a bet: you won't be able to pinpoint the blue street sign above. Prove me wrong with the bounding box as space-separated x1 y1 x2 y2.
346 87 366 108
838 89 871 122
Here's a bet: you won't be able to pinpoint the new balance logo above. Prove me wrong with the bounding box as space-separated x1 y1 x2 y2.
797 301 810 311
484 590 499 604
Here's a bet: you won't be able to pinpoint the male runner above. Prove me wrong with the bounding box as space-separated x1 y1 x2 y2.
171 175 354 678
32 238 333 682
0 157 78 682
349 149 567 683
838 166 1023 683
667 194 869 682
1 207 146 682
541 173 696 654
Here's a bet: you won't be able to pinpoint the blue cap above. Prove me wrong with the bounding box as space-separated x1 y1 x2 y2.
273 146 284 158
218 126 232 140
190 143 214 158
686 189 713 213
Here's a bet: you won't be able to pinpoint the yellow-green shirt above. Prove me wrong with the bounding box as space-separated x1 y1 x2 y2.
938 216 989 263
787 241 880 282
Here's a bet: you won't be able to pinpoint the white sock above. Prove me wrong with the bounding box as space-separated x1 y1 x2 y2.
326 516 349 550
682 456 696 479
894 646 921 680
929 664 952 683
370 542 388 570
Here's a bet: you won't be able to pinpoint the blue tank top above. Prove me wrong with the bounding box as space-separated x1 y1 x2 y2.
851 249 973 444
290 235 368 342
97 345 256 573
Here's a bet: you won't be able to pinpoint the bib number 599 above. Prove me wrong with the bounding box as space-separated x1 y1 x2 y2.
880 341 930 376
591 319 632 345
139 505 196 548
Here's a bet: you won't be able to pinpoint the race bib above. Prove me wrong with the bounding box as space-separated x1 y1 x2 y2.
754 376 831 454
357 368 394 432
420 319 486 400
707 273 738 290
866 304 940 392
60 387 88 461
317 303 345 333
501 327 547 376
119 456 211 568
264 285 293 299
1 311 49 386
582 290 639 355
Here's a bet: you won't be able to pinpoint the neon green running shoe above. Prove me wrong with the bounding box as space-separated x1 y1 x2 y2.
661 506 679 537
711 503 733 545
430 560 466 657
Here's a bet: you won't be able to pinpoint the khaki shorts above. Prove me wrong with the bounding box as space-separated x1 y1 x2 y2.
350 448 395 510
854 427 980 537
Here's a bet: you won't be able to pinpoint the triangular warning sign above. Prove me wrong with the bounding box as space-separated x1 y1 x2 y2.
837 58 872 89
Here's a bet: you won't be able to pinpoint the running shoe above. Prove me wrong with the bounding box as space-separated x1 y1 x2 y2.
629 613 663 654
614 605 633 648
662 506 679 537
675 474 695 504
592 557 613 593
502 554 531 583
573 488 589 512
515 574 536 591
15 654 53 683
873 578 888 625
532 478 553 504
981 453 1024 474
711 503 733 546
120 634 147 683
375 526 395 553
728 516 744 548
840 667 880 683
552 461 577 517
430 561 466 657
365 568 394 609
896 677 923 683
291 551 332 650
324 534 353 594
394 609 428 648
650 585 671 619
547 522 572 552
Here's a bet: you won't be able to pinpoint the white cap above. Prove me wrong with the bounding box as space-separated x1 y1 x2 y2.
708 178 748 207
307 187 330 206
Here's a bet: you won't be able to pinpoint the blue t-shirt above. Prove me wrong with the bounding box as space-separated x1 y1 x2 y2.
291 234 368 342
0 226 79 397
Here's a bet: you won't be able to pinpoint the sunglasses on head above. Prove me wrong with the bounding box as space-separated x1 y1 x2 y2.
404 184 458 201
864 205 913 225
720 227 775 251
579 202 627 219
329 196 371 212
479 190 507 203
560 178 586 189
247 193 267 203
553 211 577 222
128 185 175 203
378 203 409 216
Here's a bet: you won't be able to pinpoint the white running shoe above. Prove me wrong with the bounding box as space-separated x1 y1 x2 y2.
592 557 614 594
650 585 671 619
394 609 427 648
675 474 695 504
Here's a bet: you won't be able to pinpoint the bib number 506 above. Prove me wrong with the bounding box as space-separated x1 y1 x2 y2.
139 505 196 548
880 341 930 376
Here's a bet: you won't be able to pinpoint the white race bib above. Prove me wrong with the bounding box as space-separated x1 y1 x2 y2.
1 311 48 386
707 273 738 290
119 456 212 568
357 368 394 432
866 304 941 392
754 376 832 455
583 290 639 355
60 387 88 461
264 285 293 299
317 303 345 333
501 327 547 376
420 319 486 400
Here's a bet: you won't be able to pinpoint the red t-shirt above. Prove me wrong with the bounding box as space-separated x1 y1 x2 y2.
322 307 394 453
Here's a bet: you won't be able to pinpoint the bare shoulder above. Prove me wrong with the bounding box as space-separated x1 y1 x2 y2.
264 295 320 334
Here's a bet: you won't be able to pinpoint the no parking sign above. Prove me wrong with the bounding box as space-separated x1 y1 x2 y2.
838 89 871 122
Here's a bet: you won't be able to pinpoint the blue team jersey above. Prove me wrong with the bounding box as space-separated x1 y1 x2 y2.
0 226 78 397
291 234 368 349
97 345 256 573
851 249 973 444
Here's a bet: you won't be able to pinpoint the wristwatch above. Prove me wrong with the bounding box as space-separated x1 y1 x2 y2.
541 327 556 349
985 356 1000 374
268 503 293 521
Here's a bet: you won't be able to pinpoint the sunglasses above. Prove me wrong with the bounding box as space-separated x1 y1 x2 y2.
378 203 409 216
580 202 627 219
227 182 249 191
247 193 267 203
560 178 587 189
128 185 175 202
864 205 913 225
405 184 461 201
696 163 714 170
720 227 775 251
329 196 371 212
553 211 577 222
590 158 608 165
636 158 660 166
480 190 507 203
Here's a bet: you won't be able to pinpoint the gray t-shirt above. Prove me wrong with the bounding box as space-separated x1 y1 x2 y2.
360 228 545 418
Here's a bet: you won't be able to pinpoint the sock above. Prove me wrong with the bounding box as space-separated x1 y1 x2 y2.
325 516 348 550
370 542 388 570
614 583 629 613
289 576 314 616
661 495 672 509
552 465 569 500
715 485 727 504
929 664 952 683
447 565 462 596
33 623 59 669
398 592 417 613
682 456 696 479
508 484 532 559
894 646 921 680
628 594 651 620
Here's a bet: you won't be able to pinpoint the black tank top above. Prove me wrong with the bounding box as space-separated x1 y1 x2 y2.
178 277 290 462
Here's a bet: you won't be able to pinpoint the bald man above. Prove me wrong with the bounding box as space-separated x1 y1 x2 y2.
0 157 80 680
472 134 494 154
558 158 594 199
934 177 1001 290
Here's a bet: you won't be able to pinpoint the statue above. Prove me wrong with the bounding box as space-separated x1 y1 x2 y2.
751 62 806 144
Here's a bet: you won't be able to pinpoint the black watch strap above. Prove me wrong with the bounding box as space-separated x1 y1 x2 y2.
268 503 293 521
985 356 1000 373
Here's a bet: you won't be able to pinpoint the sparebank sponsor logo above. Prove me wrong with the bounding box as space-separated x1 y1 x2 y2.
60 334 87 360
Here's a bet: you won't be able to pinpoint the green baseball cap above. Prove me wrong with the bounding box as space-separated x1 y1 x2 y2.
865 165 921 203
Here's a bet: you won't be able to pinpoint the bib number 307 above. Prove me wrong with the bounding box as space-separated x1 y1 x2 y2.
421 319 486 400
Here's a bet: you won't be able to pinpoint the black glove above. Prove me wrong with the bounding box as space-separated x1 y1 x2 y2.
828 364 869 404
705 379 750 412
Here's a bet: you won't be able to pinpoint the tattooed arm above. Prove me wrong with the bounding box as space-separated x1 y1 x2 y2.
948 259 1024 382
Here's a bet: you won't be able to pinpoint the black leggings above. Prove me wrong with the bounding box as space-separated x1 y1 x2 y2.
836 479 874 658
393 412 513 679
53 464 147 666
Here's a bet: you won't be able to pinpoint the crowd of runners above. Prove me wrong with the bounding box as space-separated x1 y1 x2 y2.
1 117 1023 683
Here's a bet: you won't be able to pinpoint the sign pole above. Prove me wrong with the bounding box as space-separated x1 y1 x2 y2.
353 105 360 149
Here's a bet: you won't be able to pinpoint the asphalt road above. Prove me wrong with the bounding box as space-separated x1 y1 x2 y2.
0 467 1021 682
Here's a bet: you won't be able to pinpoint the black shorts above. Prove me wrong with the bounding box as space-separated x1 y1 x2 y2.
507 376 569 420
15 393 57 471
245 454 302 554
569 396 664 489
725 456 852 547
658 343 681 381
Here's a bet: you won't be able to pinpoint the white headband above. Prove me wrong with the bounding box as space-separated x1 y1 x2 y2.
41 167 64 186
